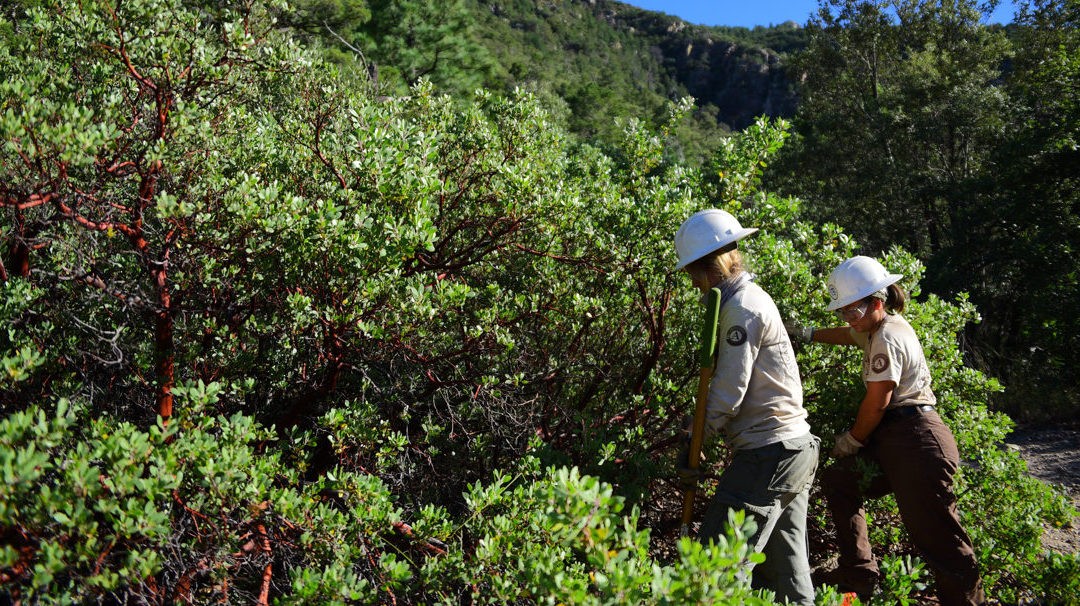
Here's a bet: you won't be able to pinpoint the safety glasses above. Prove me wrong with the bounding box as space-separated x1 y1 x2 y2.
835 300 869 322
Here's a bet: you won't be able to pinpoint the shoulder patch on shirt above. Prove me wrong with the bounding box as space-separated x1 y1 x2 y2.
726 325 748 346
871 353 890 373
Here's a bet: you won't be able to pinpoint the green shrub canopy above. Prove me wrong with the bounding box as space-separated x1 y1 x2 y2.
0 1 1075 603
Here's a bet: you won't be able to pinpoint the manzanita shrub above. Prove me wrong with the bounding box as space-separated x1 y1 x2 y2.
0 0 1075 603
0 397 776 604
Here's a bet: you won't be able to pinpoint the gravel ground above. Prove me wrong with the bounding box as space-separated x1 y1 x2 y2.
1005 422 1080 555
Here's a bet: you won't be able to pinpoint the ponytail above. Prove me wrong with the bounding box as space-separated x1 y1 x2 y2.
884 283 907 313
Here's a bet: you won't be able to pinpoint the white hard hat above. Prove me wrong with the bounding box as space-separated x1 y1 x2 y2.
826 256 903 311
674 209 758 270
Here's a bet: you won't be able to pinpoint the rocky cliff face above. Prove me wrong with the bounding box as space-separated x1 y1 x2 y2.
473 0 800 134
665 37 797 129
603 2 800 129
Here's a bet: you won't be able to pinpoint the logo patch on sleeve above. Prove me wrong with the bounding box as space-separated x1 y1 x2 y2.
726 326 748 346
871 353 890 373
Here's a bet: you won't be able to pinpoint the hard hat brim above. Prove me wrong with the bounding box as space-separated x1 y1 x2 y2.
824 273 903 310
674 227 758 270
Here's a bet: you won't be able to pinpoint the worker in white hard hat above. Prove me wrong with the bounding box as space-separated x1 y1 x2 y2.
674 208 819 605
786 256 985 605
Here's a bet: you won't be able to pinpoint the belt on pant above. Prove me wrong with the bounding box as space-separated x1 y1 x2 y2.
881 404 935 424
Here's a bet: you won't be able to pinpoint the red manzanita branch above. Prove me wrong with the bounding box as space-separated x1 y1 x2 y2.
389 337 432 363
58 156 176 424
91 538 116 578
392 520 448 556
254 523 272 606
173 558 212 604
313 110 347 190
0 192 54 211
632 276 670 395
172 489 212 537
130 160 177 423
98 2 158 96
55 194 140 240
511 242 606 270
6 203 36 279
102 159 138 176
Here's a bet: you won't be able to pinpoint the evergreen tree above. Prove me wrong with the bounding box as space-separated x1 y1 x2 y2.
353 0 495 94
963 0 1080 418
772 0 1010 260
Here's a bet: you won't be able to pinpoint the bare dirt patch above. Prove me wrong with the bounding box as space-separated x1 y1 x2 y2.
1005 422 1080 554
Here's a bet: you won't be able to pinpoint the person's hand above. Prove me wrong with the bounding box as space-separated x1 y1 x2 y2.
680 414 693 438
784 321 815 344
676 444 703 490
831 431 864 458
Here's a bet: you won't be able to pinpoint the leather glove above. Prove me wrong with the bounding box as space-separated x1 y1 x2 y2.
784 321 815 344
831 431 864 458
676 443 703 490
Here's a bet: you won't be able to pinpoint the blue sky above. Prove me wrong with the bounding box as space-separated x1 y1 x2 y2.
625 1 1019 28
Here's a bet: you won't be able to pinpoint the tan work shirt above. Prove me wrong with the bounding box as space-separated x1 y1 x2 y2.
850 313 936 409
705 280 811 450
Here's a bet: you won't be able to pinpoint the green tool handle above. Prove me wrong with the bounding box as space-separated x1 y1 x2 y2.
680 287 721 536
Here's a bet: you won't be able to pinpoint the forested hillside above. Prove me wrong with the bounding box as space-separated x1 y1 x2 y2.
283 0 804 165
1 0 1077 604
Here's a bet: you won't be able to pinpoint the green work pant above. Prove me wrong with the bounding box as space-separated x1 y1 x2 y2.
699 434 820 605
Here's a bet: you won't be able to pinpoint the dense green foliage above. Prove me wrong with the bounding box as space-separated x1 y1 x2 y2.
970 0 1080 419
0 0 1076 603
0 397 778 604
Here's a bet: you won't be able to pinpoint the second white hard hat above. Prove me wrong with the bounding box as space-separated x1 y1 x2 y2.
674 209 758 270
826 256 903 311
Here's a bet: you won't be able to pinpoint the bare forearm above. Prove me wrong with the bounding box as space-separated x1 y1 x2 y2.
850 381 894 443
812 326 856 346
850 401 886 443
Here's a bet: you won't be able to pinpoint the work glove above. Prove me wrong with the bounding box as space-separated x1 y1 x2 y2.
676 443 703 490
831 431 864 458
784 321 815 344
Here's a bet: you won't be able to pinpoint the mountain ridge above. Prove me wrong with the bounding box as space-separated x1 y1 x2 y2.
474 0 803 131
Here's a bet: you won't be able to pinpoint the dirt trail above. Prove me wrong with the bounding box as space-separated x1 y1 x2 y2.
1005 423 1080 554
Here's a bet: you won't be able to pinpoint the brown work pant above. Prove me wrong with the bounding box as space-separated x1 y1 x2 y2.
820 409 985 606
